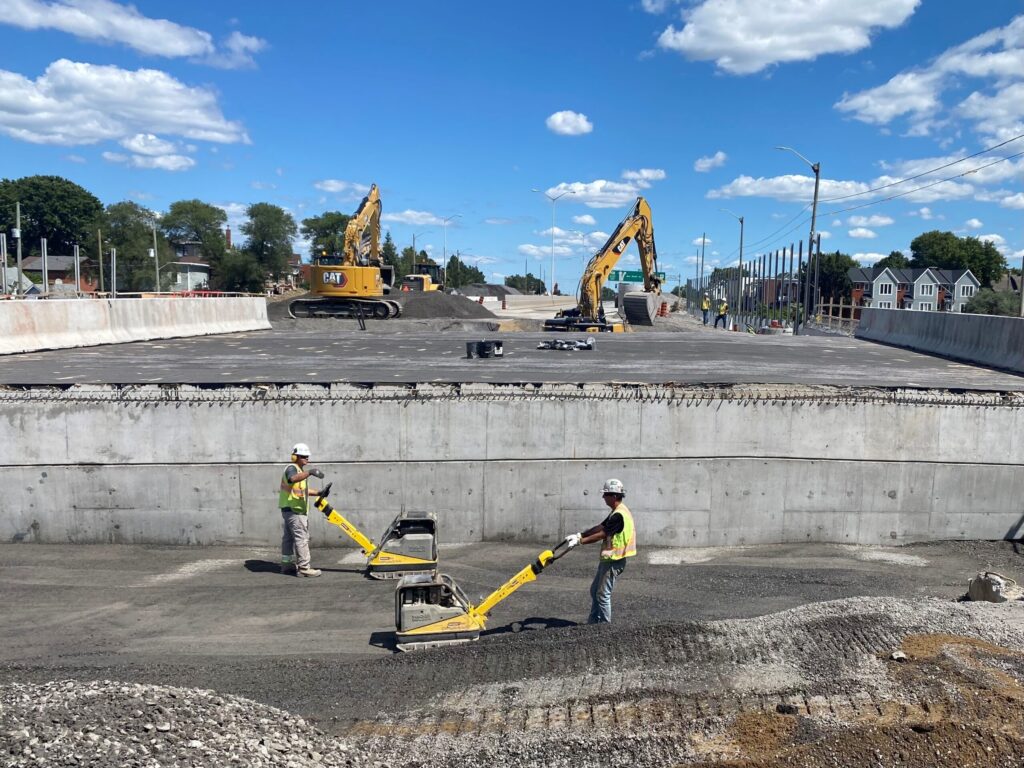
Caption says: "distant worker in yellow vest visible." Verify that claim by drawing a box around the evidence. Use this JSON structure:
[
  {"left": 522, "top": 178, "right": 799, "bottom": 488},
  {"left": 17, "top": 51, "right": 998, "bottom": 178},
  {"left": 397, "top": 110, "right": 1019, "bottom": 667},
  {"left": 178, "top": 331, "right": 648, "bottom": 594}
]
[
  {"left": 563, "top": 478, "right": 637, "bottom": 624},
  {"left": 701, "top": 293, "right": 711, "bottom": 325},
  {"left": 279, "top": 442, "right": 325, "bottom": 577},
  {"left": 714, "top": 298, "right": 729, "bottom": 329}
]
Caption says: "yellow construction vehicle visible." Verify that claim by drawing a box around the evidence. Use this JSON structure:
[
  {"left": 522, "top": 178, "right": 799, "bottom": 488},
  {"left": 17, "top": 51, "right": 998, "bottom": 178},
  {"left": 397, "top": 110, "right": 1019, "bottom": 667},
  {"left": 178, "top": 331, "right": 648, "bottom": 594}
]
[
  {"left": 398, "top": 263, "right": 445, "bottom": 292},
  {"left": 393, "top": 540, "right": 573, "bottom": 650},
  {"left": 288, "top": 184, "right": 402, "bottom": 319},
  {"left": 545, "top": 196, "right": 662, "bottom": 332},
  {"left": 313, "top": 483, "right": 437, "bottom": 579}
]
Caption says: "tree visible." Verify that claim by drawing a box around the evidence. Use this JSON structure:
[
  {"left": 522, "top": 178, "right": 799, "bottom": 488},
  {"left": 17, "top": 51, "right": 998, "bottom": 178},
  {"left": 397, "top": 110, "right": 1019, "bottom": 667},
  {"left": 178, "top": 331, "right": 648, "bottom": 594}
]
[
  {"left": 241, "top": 203, "right": 296, "bottom": 280},
  {"left": 0, "top": 175, "right": 102, "bottom": 256},
  {"left": 102, "top": 201, "right": 174, "bottom": 291},
  {"left": 874, "top": 250, "right": 909, "bottom": 270},
  {"left": 445, "top": 253, "right": 486, "bottom": 289},
  {"left": 300, "top": 211, "right": 350, "bottom": 259},
  {"left": 802, "top": 250, "right": 859, "bottom": 305},
  {"left": 217, "top": 251, "right": 267, "bottom": 293},
  {"left": 160, "top": 200, "right": 227, "bottom": 281},
  {"left": 909, "top": 230, "right": 1006, "bottom": 287},
  {"left": 505, "top": 273, "right": 545, "bottom": 294},
  {"left": 381, "top": 231, "right": 399, "bottom": 268},
  {"left": 964, "top": 288, "right": 1021, "bottom": 317}
]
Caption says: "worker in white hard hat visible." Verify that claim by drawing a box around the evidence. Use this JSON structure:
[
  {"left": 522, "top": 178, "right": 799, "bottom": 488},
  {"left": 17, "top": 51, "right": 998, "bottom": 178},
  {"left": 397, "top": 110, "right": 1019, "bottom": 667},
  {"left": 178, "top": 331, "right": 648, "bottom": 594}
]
[
  {"left": 563, "top": 478, "right": 637, "bottom": 623},
  {"left": 278, "top": 442, "right": 325, "bottom": 577}
]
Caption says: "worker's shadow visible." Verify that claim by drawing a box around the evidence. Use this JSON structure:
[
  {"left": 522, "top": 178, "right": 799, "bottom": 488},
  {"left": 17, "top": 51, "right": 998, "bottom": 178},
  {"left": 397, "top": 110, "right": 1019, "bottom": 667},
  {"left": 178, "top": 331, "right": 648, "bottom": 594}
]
[
  {"left": 484, "top": 616, "right": 578, "bottom": 637},
  {"left": 242, "top": 559, "right": 363, "bottom": 576}
]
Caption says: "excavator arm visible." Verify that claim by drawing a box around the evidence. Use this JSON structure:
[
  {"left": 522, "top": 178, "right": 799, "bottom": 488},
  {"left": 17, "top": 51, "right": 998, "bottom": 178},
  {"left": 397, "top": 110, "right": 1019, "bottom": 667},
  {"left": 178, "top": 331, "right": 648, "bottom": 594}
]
[{"left": 341, "top": 184, "right": 382, "bottom": 267}]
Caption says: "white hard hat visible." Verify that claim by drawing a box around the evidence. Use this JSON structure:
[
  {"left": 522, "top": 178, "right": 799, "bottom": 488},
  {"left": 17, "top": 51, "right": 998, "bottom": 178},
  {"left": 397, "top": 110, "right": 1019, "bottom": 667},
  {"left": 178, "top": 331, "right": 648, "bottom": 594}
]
[
  {"left": 291, "top": 442, "right": 311, "bottom": 457},
  {"left": 602, "top": 478, "right": 625, "bottom": 496}
]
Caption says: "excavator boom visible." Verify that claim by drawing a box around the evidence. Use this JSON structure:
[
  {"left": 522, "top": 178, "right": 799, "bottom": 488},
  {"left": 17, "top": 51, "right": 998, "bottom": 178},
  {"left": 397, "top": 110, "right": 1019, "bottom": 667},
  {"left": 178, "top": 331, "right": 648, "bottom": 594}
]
[{"left": 341, "top": 185, "right": 382, "bottom": 266}]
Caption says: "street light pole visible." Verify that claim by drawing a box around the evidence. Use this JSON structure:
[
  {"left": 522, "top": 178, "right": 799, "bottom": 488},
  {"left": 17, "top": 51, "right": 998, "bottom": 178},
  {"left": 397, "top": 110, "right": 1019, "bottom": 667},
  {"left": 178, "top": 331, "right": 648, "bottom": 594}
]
[
  {"left": 720, "top": 209, "right": 744, "bottom": 328},
  {"left": 532, "top": 188, "right": 576, "bottom": 294},
  {"left": 777, "top": 146, "right": 820, "bottom": 333},
  {"left": 442, "top": 214, "right": 461, "bottom": 266},
  {"left": 152, "top": 223, "right": 160, "bottom": 293}
]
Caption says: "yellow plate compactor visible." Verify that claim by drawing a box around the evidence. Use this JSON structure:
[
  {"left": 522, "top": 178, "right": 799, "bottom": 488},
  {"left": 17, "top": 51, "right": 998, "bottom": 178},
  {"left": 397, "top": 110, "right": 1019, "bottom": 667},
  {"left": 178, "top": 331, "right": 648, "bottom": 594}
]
[
  {"left": 313, "top": 483, "right": 437, "bottom": 579},
  {"left": 393, "top": 540, "right": 573, "bottom": 651}
]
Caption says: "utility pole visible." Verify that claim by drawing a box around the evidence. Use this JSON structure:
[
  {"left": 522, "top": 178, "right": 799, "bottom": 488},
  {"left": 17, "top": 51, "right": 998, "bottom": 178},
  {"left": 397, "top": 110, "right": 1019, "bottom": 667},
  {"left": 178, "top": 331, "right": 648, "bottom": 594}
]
[
  {"left": 15, "top": 202, "right": 23, "bottom": 297},
  {"left": 1, "top": 233, "right": 7, "bottom": 295},
  {"left": 97, "top": 229, "right": 105, "bottom": 293},
  {"left": 110, "top": 248, "right": 117, "bottom": 297},
  {"left": 41, "top": 237, "right": 48, "bottom": 295},
  {"left": 1019, "top": 248, "right": 1024, "bottom": 317},
  {"left": 152, "top": 223, "right": 160, "bottom": 293},
  {"left": 777, "top": 146, "right": 821, "bottom": 333},
  {"left": 73, "top": 244, "right": 80, "bottom": 295},
  {"left": 700, "top": 232, "right": 706, "bottom": 297}
]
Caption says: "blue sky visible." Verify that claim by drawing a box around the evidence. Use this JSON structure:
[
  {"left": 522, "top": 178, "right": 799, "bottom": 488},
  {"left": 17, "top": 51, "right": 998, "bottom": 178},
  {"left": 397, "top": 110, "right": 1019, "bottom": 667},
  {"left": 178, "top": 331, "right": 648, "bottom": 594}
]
[{"left": 2, "top": 0, "right": 1022, "bottom": 292}]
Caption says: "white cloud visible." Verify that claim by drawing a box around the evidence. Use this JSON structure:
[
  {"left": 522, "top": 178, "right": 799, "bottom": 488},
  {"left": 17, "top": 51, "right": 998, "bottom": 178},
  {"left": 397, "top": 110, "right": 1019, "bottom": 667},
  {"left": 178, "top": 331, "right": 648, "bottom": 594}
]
[
  {"left": 847, "top": 214, "right": 894, "bottom": 227},
  {"left": 518, "top": 243, "right": 573, "bottom": 258},
  {"left": 818, "top": 230, "right": 832, "bottom": 239},
  {"left": 313, "top": 179, "right": 370, "bottom": 197},
  {"left": 835, "top": 16, "right": 1024, "bottom": 139},
  {"left": 692, "top": 236, "right": 711, "bottom": 246},
  {"left": 102, "top": 149, "right": 194, "bottom": 171},
  {"left": 694, "top": 150, "right": 727, "bottom": 172},
  {"left": 381, "top": 210, "right": 445, "bottom": 226},
  {"left": 545, "top": 110, "right": 593, "bottom": 136},
  {"left": 119, "top": 133, "right": 176, "bottom": 156},
  {"left": 848, "top": 227, "right": 877, "bottom": 239},
  {"left": 965, "top": 217, "right": 983, "bottom": 229},
  {"left": 977, "top": 233, "right": 1007, "bottom": 252},
  {"left": 912, "top": 206, "right": 934, "bottom": 219},
  {"left": 832, "top": 219, "right": 842, "bottom": 226},
  {"left": 2, "top": 0, "right": 265, "bottom": 68},
  {"left": 572, "top": 214, "right": 597, "bottom": 226},
  {"left": 544, "top": 168, "right": 668, "bottom": 208},
  {"left": 251, "top": 180, "right": 277, "bottom": 190},
  {"left": 656, "top": 0, "right": 920, "bottom": 75},
  {"left": 64, "top": 153, "right": 85, "bottom": 163},
  {"left": 853, "top": 252, "right": 886, "bottom": 265},
  {"left": 708, "top": 174, "right": 871, "bottom": 202},
  {"left": 484, "top": 217, "right": 513, "bottom": 225},
  {"left": 641, "top": 0, "right": 676, "bottom": 12},
  {"left": 1000, "top": 192, "right": 1024, "bottom": 209},
  {"left": 0, "top": 59, "right": 248, "bottom": 146}
]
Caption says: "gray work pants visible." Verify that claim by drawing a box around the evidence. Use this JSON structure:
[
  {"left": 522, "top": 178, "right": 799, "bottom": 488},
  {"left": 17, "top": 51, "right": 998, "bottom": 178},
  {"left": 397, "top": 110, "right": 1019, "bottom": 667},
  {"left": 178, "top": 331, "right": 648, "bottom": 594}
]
[
  {"left": 588, "top": 559, "right": 626, "bottom": 624},
  {"left": 281, "top": 509, "right": 311, "bottom": 569}
]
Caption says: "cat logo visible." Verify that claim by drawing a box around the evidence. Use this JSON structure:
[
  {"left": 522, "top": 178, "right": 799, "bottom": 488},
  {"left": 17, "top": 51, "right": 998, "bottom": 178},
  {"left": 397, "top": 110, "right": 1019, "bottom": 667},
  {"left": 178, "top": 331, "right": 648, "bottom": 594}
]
[{"left": 322, "top": 271, "right": 348, "bottom": 287}]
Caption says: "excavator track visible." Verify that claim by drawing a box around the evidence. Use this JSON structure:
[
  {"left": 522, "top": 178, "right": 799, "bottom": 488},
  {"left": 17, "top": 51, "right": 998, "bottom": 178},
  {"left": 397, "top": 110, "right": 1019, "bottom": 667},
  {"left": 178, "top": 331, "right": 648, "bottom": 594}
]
[
  {"left": 288, "top": 297, "right": 401, "bottom": 320},
  {"left": 621, "top": 291, "right": 657, "bottom": 326}
]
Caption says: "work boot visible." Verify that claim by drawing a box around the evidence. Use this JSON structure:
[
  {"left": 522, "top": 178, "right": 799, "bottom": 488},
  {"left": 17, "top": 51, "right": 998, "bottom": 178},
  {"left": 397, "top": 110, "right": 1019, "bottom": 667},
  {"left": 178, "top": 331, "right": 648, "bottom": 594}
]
[
  {"left": 280, "top": 563, "right": 296, "bottom": 575},
  {"left": 298, "top": 567, "right": 322, "bottom": 578}
]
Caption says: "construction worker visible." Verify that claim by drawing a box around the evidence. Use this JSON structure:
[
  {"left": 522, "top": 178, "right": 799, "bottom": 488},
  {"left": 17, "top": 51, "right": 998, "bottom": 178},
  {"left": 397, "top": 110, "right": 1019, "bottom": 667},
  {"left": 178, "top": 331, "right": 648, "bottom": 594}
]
[
  {"left": 279, "top": 442, "right": 325, "bottom": 577},
  {"left": 714, "top": 297, "right": 729, "bottom": 329},
  {"left": 700, "top": 293, "right": 711, "bottom": 325},
  {"left": 563, "top": 478, "right": 637, "bottom": 624}
]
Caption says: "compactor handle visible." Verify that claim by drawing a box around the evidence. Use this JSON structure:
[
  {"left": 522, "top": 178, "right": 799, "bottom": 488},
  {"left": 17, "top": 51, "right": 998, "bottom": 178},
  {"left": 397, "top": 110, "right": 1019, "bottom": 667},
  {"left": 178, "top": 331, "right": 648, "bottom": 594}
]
[
  {"left": 318, "top": 482, "right": 332, "bottom": 499},
  {"left": 549, "top": 539, "right": 574, "bottom": 562}
]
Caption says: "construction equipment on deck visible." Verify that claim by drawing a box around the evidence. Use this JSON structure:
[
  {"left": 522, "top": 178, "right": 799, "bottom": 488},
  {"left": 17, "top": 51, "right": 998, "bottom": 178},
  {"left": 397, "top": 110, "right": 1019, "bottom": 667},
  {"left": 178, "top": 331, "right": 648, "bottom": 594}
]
[
  {"left": 313, "top": 483, "right": 437, "bottom": 579},
  {"left": 288, "top": 184, "right": 402, "bottom": 319},
  {"left": 393, "top": 540, "right": 573, "bottom": 651},
  {"left": 544, "top": 196, "right": 662, "bottom": 332},
  {"left": 398, "top": 263, "right": 445, "bottom": 292}
]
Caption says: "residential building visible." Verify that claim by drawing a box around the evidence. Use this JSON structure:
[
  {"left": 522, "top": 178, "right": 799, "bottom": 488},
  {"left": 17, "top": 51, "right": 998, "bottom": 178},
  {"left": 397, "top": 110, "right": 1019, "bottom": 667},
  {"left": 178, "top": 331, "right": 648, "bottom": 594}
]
[
  {"left": 2, "top": 267, "right": 41, "bottom": 295},
  {"left": 19, "top": 255, "right": 98, "bottom": 293},
  {"left": 849, "top": 266, "right": 979, "bottom": 313}
]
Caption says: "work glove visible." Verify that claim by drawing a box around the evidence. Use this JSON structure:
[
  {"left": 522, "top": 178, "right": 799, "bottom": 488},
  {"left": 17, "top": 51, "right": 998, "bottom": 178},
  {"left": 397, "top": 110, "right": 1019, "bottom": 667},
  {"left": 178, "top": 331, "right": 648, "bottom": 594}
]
[
  {"left": 307, "top": 467, "right": 325, "bottom": 479},
  {"left": 564, "top": 532, "right": 582, "bottom": 549}
]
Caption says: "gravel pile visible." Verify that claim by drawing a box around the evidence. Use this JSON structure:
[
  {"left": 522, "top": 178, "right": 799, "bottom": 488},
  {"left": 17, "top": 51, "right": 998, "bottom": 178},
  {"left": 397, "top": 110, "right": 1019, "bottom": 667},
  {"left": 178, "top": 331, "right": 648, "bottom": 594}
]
[
  {"left": 392, "top": 291, "right": 496, "bottom": 319},
  {"left": 1, "top": 681, "right": 362, "bottom": 768}
]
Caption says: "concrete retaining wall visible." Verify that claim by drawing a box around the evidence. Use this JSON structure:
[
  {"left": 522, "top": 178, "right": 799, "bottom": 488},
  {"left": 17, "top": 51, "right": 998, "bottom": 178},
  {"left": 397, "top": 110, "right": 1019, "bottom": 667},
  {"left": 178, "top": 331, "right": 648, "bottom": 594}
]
[
  {"left": 856, "top": 307, "right": 1024, "bottom": 374},
  {"left": 3, "top": 384, "right": 1022, "bottom": 547},
  {"left": 0, "top": 297, "right": 270, "bottom": 355}
]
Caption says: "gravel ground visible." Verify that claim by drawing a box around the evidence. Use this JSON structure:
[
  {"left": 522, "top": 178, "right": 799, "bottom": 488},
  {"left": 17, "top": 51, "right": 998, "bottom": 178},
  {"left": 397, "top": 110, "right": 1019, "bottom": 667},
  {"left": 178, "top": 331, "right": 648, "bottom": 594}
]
[{"left": 4, "top": 595, "right": 1023, "bottom": 767}]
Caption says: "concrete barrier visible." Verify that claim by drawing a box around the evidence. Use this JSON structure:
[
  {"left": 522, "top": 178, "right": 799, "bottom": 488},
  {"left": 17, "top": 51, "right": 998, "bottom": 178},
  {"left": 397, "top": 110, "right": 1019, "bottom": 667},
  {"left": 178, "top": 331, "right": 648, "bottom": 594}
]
[
  {"left": 0, "top": 297, "right": 270, "bottom": 355},
  {"left": 855, "top": 307, "right": 1024, "bottom": 374},
  {"left": 2, "top": 384, "right": 1022, "bottom": 547}
]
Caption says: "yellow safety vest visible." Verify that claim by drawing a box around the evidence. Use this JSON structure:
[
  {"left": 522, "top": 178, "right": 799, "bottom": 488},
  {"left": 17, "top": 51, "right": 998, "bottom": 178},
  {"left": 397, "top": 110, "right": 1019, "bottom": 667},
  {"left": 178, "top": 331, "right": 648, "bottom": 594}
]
[
  {"left": 717, "top": 301, "right": 728, "bottom": 314},
  {"left": 701, "top": 297, "right": 710, "bottom": 310},
  {"left": 278, "top": 463, "right": 308, "bottom": 515},
  {"left": 600, "top": 503, "right": 637, "bottom": 561}
]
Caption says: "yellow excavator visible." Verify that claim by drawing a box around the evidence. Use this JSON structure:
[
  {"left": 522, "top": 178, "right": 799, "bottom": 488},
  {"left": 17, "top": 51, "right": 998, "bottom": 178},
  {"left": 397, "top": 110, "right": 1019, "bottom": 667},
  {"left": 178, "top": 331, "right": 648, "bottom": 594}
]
[
  {"left": 544, "top": 196, "right": 662, "bottom": 332},
  {"left": 288, "top": 184, "right": 402, "bottom": 319},
  {"left": 312, "top": 483, "right": 438, "bottom": 579},
  {"left": 393, "top": 540, "right": 573, "bottom": 650}
]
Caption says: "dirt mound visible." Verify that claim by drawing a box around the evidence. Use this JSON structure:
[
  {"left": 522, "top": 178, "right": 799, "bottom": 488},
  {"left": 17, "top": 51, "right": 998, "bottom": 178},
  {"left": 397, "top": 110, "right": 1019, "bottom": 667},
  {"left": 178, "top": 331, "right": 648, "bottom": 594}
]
[{"left": 393, "top": 291, "right": 497, "bottom": 319}]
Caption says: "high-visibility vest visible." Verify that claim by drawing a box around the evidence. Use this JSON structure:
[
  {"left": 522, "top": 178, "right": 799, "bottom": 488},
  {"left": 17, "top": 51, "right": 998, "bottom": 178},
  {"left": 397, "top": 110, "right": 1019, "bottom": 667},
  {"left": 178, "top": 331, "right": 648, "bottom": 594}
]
[
  {"left": 278, "top": 463, "right": 308, "bottom": 515},
  {"left": 701, "top": 297, "right": 710, "bottom": 310},
  {"left": 718, "top": 301, "right": 728, "bottom": 314},
  {"left": 600, "top": 503, "right": 637, "bottom": 561}
]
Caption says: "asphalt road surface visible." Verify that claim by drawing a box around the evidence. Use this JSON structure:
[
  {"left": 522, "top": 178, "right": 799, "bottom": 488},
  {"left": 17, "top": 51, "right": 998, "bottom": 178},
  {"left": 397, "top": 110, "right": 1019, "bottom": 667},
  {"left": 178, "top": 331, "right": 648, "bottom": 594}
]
[{"left": 1, "top": 328, "right": 1022, "bottom": 389}]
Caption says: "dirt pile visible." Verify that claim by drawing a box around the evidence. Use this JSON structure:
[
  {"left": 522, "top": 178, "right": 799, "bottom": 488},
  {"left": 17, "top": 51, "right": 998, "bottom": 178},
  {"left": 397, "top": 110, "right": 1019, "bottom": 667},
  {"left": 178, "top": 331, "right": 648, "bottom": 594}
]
[
  {"left": 393, "top": 291, "right": 497, "bottom": 319},
  {"left": 0, "top": 680, "right": 362, "bottom": 768}
]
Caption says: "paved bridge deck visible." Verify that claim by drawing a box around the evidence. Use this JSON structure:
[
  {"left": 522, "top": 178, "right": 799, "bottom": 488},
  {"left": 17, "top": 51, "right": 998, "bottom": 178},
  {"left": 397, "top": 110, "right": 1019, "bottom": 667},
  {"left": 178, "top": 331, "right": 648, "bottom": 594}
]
[{"left": 0, "top": 329, "right": 1021, "bottom": 390}]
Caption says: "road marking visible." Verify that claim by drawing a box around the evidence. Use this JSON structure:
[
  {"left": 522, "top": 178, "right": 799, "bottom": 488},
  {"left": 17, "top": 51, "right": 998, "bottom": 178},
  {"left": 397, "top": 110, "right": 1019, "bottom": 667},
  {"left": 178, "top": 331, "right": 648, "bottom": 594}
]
[{"left": 142, "top": 558, "right": 238, "bottom": 585}]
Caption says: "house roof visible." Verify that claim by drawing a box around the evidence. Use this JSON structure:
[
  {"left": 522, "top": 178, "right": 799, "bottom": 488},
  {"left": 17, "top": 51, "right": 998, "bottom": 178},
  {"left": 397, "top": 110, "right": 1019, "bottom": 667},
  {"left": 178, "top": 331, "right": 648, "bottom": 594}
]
[
  {"left": 847, "top": 266, "right": 977, "bottom": 286},
  {"left": 19, "top": 255, "right": 82, "bottom": 271},
  {"left": 2, "top": 267, "right": 41, "bottom": 293}
]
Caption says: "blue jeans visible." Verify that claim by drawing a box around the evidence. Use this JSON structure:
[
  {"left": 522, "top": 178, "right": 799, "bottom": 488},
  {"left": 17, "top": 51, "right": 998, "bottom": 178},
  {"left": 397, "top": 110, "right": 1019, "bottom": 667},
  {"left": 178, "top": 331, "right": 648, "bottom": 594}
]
[
  {"left": 588, "top": 559, "right": 626, "bottom": 624},
  {"left": 702, "top": 309, "right": 709, "bottom": 325}
]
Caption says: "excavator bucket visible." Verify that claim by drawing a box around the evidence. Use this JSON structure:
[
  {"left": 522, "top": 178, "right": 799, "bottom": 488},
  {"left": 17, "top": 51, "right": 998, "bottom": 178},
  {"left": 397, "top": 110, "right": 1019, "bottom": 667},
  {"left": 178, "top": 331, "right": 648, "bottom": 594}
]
[{"left": 621, "top": 291, "right": 658, "bottom": 326}]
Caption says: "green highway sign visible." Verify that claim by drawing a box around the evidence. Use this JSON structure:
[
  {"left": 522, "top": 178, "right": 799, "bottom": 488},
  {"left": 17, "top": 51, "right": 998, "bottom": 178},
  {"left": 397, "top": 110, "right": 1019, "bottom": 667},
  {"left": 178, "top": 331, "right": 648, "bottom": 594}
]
[{"left": 607, "top": 270, "right": 667, "bottom": 283}]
